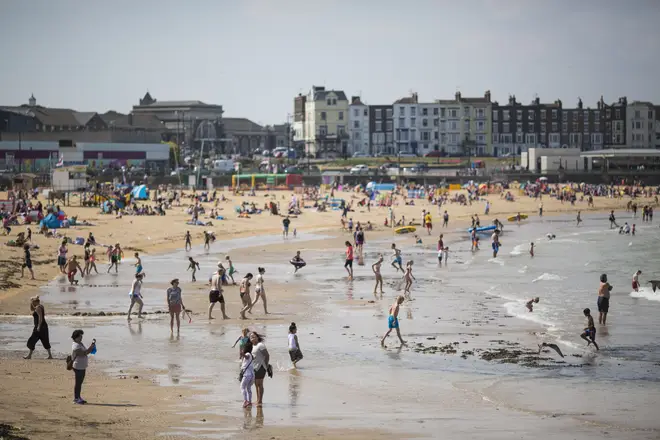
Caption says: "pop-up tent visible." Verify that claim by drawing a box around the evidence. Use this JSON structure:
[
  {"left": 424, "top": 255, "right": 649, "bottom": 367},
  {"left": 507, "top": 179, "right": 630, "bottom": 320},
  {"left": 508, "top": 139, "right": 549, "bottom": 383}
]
[
  {"left": 131, "top": 185, "right": 148, "bottom": 200},
  {"left": 40, "top": 213, "right": 62, "bottom": 229}
]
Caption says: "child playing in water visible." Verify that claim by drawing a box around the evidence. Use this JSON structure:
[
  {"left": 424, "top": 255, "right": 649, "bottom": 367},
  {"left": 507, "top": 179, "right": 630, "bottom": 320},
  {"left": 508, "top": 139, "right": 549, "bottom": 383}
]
[
  {"left": 403, "top": 260, "right": 416, "bottom": 299},
  {"left": 288, "top": 322, "right": 303, "bottom": 368},
  {"left": 187, "top": 257, "right": 200, "bottom": 282},
  {"left": 526, "top": 297, "right": 539, "bottom": 312},
  {"left": 344, "top": 241, "right": 354, "bottom": 280},
  {"left": 134, "top": 252, "right": 143, "bottom": 275},
  {"left": 580, "top": 308, "right": 599, "bottom": 350},
  {"left": 225, "top": 255, "right": 237, "bottom": 284},
  {"left": 184, "top": 231, "right": 192, "bottom": 251},
  {"left": 632, "top": 270, "right": 642, "bottom": 292},
  {"left": 391, "top": 243, "right": 403, "bottom": 272},
  {"left": 372, "top": 254, "right": 384, "bottom": 296},
  {"left": 381, "top": 295, "right": 406, "bottom": 346},
  {"left": 529, "top": 242, "right": 535, "bottom": 257},
  {"left": 88, "top": 248, "right": 99, "bottom": 274},
  {"left": 239, "top": 343, "right": 254, "bottom": 408},
  {"left": 290, "top": 251, "right": 306, "bottom": 273},
  {"left": 232, "top": 328, "right": 250, "bottom": 359}
]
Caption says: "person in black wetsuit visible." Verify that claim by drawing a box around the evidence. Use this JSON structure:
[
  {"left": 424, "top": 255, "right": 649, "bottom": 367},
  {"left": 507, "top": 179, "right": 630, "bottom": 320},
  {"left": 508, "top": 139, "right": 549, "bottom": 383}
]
[{"left": 24, "top": 296, "right": 52, "bottom": 359}]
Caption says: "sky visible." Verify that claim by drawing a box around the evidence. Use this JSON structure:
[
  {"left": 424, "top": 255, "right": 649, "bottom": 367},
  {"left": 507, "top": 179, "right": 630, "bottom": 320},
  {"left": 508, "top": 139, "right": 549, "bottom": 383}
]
[{"left": 1, "top": 0, "right": 659, "bottom": 125}]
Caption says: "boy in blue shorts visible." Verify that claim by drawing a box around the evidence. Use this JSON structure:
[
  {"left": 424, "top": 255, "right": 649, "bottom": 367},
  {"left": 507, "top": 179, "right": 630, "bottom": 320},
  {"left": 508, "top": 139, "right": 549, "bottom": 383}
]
[
  {"left": 580, "top": 308, "right": 599, "bottom": 350},
  {"left": 381, "top": 296, "right": 406, "bottom": 346}
]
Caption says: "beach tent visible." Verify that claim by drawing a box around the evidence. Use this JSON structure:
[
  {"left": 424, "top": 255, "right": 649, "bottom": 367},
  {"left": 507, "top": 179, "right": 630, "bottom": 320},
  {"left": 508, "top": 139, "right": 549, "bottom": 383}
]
[
  {"left": 40, "top": 213, "right": 62, "bottom": 229},
  {"left": 131, "top": 185, "right": 148, "bottom": 200}
]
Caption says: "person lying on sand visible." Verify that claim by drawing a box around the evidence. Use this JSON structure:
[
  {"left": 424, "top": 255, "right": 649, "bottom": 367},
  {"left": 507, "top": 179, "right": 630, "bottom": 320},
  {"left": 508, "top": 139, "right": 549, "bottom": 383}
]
[{"left": 538, "top": 343, "right": 564, "bottom": 358}]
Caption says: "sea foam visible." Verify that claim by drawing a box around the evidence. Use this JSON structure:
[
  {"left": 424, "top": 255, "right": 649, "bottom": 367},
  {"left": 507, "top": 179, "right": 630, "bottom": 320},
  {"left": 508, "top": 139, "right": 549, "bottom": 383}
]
[
  {"left": 532, "top": 273, "right": 564, "bottom": 282},
  {"left": 630, "top": 288, "right": 660, "bottom": 302}
]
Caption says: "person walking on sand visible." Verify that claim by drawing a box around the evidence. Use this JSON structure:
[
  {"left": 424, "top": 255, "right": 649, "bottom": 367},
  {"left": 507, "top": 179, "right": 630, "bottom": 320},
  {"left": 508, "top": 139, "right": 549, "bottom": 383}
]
[
  {"left": 598, "top": 273, "right": 612, "bottom": 325},
  {"left": 209, "top": 267, "right": 229, "bottom": 320},
  {"left": 82, "top": 243, "right": 91, "bottom": 276},
  {"left": 391, "top": 243, "right": 403, "bottom": 272},
  {"left": 403, "top": 260, "right": 416, "bottom": 299},
  {"left": 251, "top": 267, "right": 268, "bottom": 314},
  {"left": 580, "top": 308, "right": 599, "bottom": 350},
  {"left": 66, "top": 256, "right": 84, "bottom": 285},
  {"left": 225, "top": 255, "right": 237, "bottom": 284},
  {"left": 184, "top": 230, "right": 192, "bottom": 251},
  {"left": 24, "top": 296, "right": 52, "bottom": 359},
  {"left": 609, "top": 210, "right": 618, "bottom": 229},
  {"left": 187, "top": 257, "right": 200, "bottom": 282},
  {"left": 70, "top": 329, "right": 96, "bottom": 404},
  {"left": 203, "top": 230, "right": 211, "bottom": 251},
  {"left": 88, "top": 248, "right": 99, "bottom": 274},
  {"left": 21, "top": 243, "right": 35, "bottom": 280},
  {"left": 344, "top": 241, "right": 354, "bottom": 280},
  {"left": 167, "top": 279, "right": 185, "bottom": 334},
  {"left": 632, "top": 270, "right": 642, "bottom": 292},
  {"left": 282, "top": 215, "right": 291, "bottom": 238},
  {"left": 127, "top": 273, "right": 145, "bottom": 321},
  {"left": 372, "top": 254, "right": 384, "bottom": 296},
  {"left": 381, "top": 296, "right": 406, "bottom": 346},
  {"left": 239, "top": 273, "right": 254, "bottom": 319},
  {"left": 288, "top": 322, "right": 303, "bottom": 368},
  {"left": 57, "top": 240, "right": 68, "bottom": 274},
  {"left": 424, "top": 212, "right": 432, "bottom": 235},
  {"left": 250, "top": 332, "right": 270, "bottom": 407},
  {"left": 239, "top": 343, "right": 255, "bottom": 408}
]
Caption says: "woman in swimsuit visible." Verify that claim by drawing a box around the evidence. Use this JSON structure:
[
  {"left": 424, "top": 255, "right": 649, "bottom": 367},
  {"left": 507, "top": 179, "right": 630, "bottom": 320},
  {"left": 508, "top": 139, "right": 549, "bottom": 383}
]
[
  {"left": 88, "top": 249, "right": 99, "bottom": 274},
  {"left": 239, "top": 273, "right": 254, "bottom": 319},
  {"left": 372, "top": 254, "right": 384, "bottom": 296},
  {"left": 403, "top": 260, "right": 416, "bottom": 299},
  {"left": 251, "top": 267, "right": 268, "bottom": 314}
]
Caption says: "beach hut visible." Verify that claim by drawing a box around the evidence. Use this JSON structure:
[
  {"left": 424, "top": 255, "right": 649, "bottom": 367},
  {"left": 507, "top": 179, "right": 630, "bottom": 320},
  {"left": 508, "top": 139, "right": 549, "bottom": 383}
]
[{"left": 12, "top": 173, "right": 38, "bottom": 191}]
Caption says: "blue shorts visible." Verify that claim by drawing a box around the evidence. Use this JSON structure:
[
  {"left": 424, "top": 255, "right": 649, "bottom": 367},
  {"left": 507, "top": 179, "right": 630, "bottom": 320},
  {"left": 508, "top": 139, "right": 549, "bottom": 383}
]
[
  {"left": 388, "top": 315, "right": 399, "bottom": 329},
  {"left": 394, "top": 256, "right": 402, "bottom": 265},
  {"left": 136, "top": 265, "right": 143, "bottom": 273},
  {"left": 283, "top": 226, "right": 289, "bottom": 233},
  {"left": 492, "top": 243, "right": 499, "bottom": 252}
]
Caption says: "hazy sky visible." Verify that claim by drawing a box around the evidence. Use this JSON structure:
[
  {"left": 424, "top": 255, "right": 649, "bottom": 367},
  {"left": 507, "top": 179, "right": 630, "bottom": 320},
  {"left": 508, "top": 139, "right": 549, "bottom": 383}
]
[{"left": 1, "top": 0, "right": 659, "bottom": 124}]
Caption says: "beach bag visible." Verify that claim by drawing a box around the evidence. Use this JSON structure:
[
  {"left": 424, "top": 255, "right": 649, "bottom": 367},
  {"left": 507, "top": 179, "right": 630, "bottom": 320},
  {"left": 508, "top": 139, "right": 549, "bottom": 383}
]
[{"left": 66, "top": 355, "right": 74, "bottom": 371}]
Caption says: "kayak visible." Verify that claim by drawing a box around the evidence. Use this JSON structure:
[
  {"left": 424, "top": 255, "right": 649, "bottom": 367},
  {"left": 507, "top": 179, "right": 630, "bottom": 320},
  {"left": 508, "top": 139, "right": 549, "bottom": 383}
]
[
  {"left": 395, "top": 226, "right": 416, "bottom": 234},
  {"left": 507, "top": 214, "right": 529, "bottom": 222},
  {"left": 467, "top": 225, "right": 497, "bottom": 234}
]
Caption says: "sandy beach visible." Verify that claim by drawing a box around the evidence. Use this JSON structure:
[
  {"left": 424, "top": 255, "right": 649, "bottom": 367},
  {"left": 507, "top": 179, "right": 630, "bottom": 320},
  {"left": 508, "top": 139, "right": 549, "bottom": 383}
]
[{"left": 1, "top": 186, "right": 657, "bottom": 440}]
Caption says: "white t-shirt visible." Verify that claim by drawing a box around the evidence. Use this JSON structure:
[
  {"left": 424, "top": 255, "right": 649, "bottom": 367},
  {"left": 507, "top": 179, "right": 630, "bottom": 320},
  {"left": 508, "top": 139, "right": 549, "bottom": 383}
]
[
  {"left": 288, "top": 333, "right": 298, "bottom": 350},
  {"left": 71, "top": 342, "right": 88, "bottom": 370},
  {"left": 633, "top": 273, "right": 639, "bottom": 283},
  {"left": 241, "top": 352, "right": 255, "bottom": 378},
  {"left": 252, "top": 342, "right": 268, "bottom": 371},
  {"left": 129, "top": 279, "right": 142, "bottom": 297}
]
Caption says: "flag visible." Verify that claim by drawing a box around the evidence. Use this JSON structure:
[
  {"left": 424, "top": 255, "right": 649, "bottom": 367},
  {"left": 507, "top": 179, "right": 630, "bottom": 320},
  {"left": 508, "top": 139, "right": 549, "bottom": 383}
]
[{"left": 55, "top": 156, "right": 64, "bottom": 167}]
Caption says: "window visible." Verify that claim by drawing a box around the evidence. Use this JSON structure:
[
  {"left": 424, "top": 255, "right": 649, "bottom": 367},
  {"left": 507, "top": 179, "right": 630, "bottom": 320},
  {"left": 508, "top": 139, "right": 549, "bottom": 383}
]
[
  {"left": 433, "top": 108, "right": 439, "bottom": 116},
  {"left": 399, "top": 117, "right": 405, "bottom": 127},
  {"left": 584, "top": 110, "right": 589, "bottom": 120},
  {"left": 570, "top": 133, "right": 580, "bottom": 145},
  {"left": 375, "top": 121, "right": 382, "bottom": 131},
  {"left": 434, "top": 132, "right": 439, "bottom": 140},
  {"left": 573, "top": 122, "right": 578, "bottom": 132},
  {"left": 493, "top": 123, "right": 499, "bottom": 133},
  {"left": 399, "top": 107, "right": 405, "bottom": 116},
  {"left": 649, "top": 110, "right": 654, "bottom": 119},
  {"left": 476, "top": 108, "right": 485, "bottom": 118},
  {"left": 353, "top": 121, "right": 360, "bottom": 129},
  {"left": 319, "top": 125, "right": 327, "bottom": 135},
  {"left": 411, "top": 118, "right": 416, "bottom": 126},
  {"left": 353, "top": 109, "right": 359, "bottom": 117},
  {"left": 386, "top": 108, "right": 392, "bottom": 118},
  {"left": 594, "top": 121, "right": 600, "bottom": 131},
  {"left": 477, "top": 121, "right": 485, "bottom": 131},
  {"left": 562, "top": 122, "right": 568, "bottom": 132},
  {"left": 634, "top": 110, "right": 641, "bottom": 118},
  {"left": 517, "top": 110, "right": 522, "bottom": 120},
  {"left": 464, "top": 107, "right": 470, "bottom": 117},
  {"left": 583, "top": 123, "right": 589, "bottom": 134},
  {"left": 441, "top": 133, "right": 446, "bottom": 143},
  {"left": 541, "top": 122, "right": 546, "bottom": 132},
  {"left": 422, "top": 119, "right": 428, "bottom": 127},
  {"left": 339, "top": 111, "right": 344, "bottom": 120},
  {"left": 503, "top": 122, "right": 510, "bottom": 132},
  {"left": 353, "top": 132, "right": 360, "bottom": 140},
  {"left": 364, "top": 109, "right": 369, "bottom": 117},
  {"left": 562, "top": 112, "right": 568, "bottom": 122},
  {"left": 422, "top": 132, "right": 430, "bottom": 141},
  {"left": 606, "top": 109, "right": 611, "bottom": 118},
  {"left": 464, "top": 120, "right": 470, "bottom": 130},
  {"left": 375, "top": 109, "right": 382, "bottom": 119},
  {"left": 433, "top": 118, "right": 439, "bottom": 127},
  {"left": 422, "top": 108, "right": 428, "bottom": 116},
  {"left": 541, "top": 109, "right": 546, "bottom": 120},
  {"left": 552, "top": 122, "right": 558, "bottom": 132},
  {"left": 332, "top": 99, "right": 337, "bottom": 105},
  {"left": 386, "top": 120, "right": 393, "bottom": 131},
  {"left": 516, "top": 132, "right": 523, "bottom": 144},
  {"left": 492, "top": 133, "right": 499, "bottom": 143},
  {"left": 528, "top": 111, "right": 534, "bottom": 120},
  {"left": 526, "top": 133, "right": 536, "bottom": 145},
  {"left": 440, "top": 108, "right": 446, "bottom": 118},
  {"left": 450, "top": 121, "right": 458, "bottom": 130},
  {"left": 501, "top": 134, "right": 513, "bottom": 144},
  {"left": 411, "top": 107, "right": 416, "bottom": 117},
  {"left": 450, "top": 109, "right": 457, "bottom": 118},
  {"left": 594, "top": 110, "right": 600, "bottom": 120},
  {"left": 477, "top": 134, "right": 486, "bottom": 143},
  {"left": 386, "top": 133, "right": 393, "bottom": 142},
  {"left": 503, "top": 110, "right": 510, "bottom": 120},
  {"left": 573, "top": 112, "right": 578, "bottom": 121},
  {"left": 516, "top": 122, "right": 523, "bottom": 132},
  {"left": 450, "top": 133, "right": 458, "bottom": 143},
  {"left": 493, "top": 110, "right": 498, "bottom": 121},
  {"left": 552, "top": 109, "right": 558, "bottom": 119},
  {"left": 550, "top": 133, "right": 560, "bottom": 144},
  {"left": 327, "top": 99, "right": 331, "bottom": 105},
  {"left": 615, "top": 109, "right": 621, "bottom": 119},
  {"left": 321, "top": 112, "right": 327, "bottom": 121}
]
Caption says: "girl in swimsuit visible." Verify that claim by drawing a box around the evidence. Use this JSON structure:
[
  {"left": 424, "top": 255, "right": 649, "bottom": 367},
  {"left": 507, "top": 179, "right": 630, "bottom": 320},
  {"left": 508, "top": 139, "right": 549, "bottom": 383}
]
[
  {"left": 251, "top": 267, "right": 268, "bottom": 314},
  {"left": 372, "top": 254, "right": 384, "bottom": 296},
  {"left": 403, "top": 260, "right": 415, "bottom": 299},
  {"left": 88, "top": 249, "right": 99, "bottom": 274},
  {"left": 239, "top": 273, "right": 254, "bottom": 319}
]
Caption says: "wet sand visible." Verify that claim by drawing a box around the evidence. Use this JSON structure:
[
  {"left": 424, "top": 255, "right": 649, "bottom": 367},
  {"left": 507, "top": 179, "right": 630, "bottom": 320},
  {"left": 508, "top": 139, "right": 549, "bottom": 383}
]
[{"left": 1, "top": 189, "right": 658, "bottom": 439}]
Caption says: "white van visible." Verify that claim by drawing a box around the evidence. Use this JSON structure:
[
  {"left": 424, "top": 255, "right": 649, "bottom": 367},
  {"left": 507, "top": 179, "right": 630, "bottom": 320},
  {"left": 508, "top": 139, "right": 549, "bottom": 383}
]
[{"left": 212, "top": 159, "right": 235, "bottom": 173}]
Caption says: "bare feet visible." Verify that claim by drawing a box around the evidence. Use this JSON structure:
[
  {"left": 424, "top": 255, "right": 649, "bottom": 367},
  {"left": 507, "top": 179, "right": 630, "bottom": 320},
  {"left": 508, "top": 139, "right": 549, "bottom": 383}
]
[{"left": 222, "top": 315, "right": 230, "bottom": 319}]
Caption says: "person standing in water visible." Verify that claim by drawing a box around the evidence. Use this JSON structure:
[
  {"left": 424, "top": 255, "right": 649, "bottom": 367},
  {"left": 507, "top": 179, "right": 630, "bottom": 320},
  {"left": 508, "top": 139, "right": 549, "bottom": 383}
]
[
  {"left": 391, "top": 243, "right": 403, "bottom": 272},
  {"left": 372, "top": 254, "right": 384, "bottom": 296},
  {"left": 239, "top": 273, "right": 254, "bottom": 320},
  {"left": 187, "top": 257, "right": 200, "bottom": 282},
  {"left": 576, "top": 211, "right": 582, "bottom": 226},
  {"left": 208, "top": 266, "right": 228, "bottom": 320},
  {"left": 184, "top": 231, "right": 192, "bottom": 251},
  {"left": 403, "top": 261, "right": 416, "bottom": 299},
  {"left": 597, "top": 273, "right": 612, "bottom": 325},
  {"left": 66, "top": 256, "right": 84, "bottom": 285},
  {"left": 127, "top": 273, "right": 145, "bottom": 321},
  {"left": 225, "top": 255, "right": 237, "bottom": 284},
  {"left": 491, "top": 230, "right": 501, "bottom": 258},
  {"left": 57, "top": 240, "right": 68, "bottom": 274},
  {"left": 167, "top": 279, "right": 185, "bottom": 334},
  {"left": 134, "top": 252, "right": 143, "bottom": 275},
  {"left": 381, "top": 295, "right": 406, "bottom": 346},
  {"left": 239, "top": 343, "right": 255, "bottom": 408},
  {"left": 529, "top": 242, "right": 535, "bottom": 257},
  {"left": 282, "top": 216, "right": 291, "bottom": 238},
  {"left": 442, "top": 210, "right": 449, "bottom": 228},
  {"left": 232, "top": 328, "right": 250, "bottom": 359},
  {"left": 24, "top": 296, "right": 52, "bottom": 359},
  {"left": 632, "top": 270, "right": 642, "bottom": 292},
  {"left": 580, "top": 308, "right": 599, "bottom": 350},
  {"left": 344, "top": 241, "right": 354, "bottom": 280},
  {"left": 288, "top": 322, "right": 303, "bottom": 368},
  {"left": 251, "top": 267, "right": 268, "bottom": 314}
]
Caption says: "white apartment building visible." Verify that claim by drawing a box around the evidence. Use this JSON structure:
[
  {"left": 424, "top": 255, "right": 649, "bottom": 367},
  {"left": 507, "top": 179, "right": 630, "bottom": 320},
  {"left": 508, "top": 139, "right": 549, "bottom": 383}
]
[
  {"left": 435, "top": 92, "right": 492, "bottom": 155},
  {"left": 418, "top": 102, "right": 441, "bottom": 155},
  {"left": 627, "top": 101, "right": 656, "bottom": 148},
  {"left": 301, "top": 86, "right": 349, "bottom": 157},
  {"left": 393, "top": 93, "right": 419, "bottom": 155},
  {"left": 348, "top": 96, "right": 369, "bottom": 155}
]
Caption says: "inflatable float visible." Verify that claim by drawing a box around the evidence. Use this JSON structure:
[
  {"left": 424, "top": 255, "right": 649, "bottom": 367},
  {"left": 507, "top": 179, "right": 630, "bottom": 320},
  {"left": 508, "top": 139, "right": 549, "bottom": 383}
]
[
  {"left": 394, "top": 226, "right": 417, "bottom": 234},
  {"left": 467, "top": 225, "right": 497, "bottom": 234},
  {"left": 507, "top": 214, "right": 529, "bottom": 222}
]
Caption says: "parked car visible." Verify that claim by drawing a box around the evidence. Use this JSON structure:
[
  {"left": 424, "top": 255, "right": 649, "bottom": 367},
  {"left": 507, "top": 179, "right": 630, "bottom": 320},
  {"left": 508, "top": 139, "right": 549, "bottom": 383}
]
[
  {"left": 425, "top": 150, "right": 444, "bottom": 157},
  {"left": 405, "top": 163, "right": 429, "bottom": 173},
  {"left": 350, "top": 164, "right": 369, "bottom": 175},
  {"left": 379, "top": 163, "right": 400, "bottom": 172},
  {"left": 284, "top": 166, "right": 303, "bottom": 174},
  {"left": 397, "top": 152, "right": 418, "bottom": 158},
  {"left": 352, "top": 152, "right": 369, "bottom": 158}
]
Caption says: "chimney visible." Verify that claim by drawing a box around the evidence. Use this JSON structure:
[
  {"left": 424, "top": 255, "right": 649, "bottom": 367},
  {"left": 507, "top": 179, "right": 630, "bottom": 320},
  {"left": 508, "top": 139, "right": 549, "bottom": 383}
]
[
  {"left": 535, "top": 97, "right": 540, "bottom": 105},
  {"left": 412, "top": 92, "right": 418, "bottom": 103},
  {"left": 508, "top": 95, "right": 514, "bottom": 105},
  {"left": 351, "top": 96, "right": 360, "bottom": 105},
  {"left": 455, "top": 91, "right": 462, "bottom": 101},
  {"left": 28, "top": 94, "right": 36, "bottom": 107},
  {"left": 557, "top": 99, "right": 562, "bottom": 108},
  {"left": 578, "top": 98, "right": 583, "bottom": 109},
  {"left": 127, "top": 113, "right": 133, "bottom": 126},
  {"left": 484, "top": 90, "right": 491, "bottom": 102}
]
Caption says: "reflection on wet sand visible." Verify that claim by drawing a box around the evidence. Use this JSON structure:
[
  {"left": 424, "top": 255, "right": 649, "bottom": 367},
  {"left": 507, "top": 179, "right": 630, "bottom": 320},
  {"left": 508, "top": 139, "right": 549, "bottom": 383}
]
[{"left": 288, "top": 369, "right": 300, "bottom": 418}]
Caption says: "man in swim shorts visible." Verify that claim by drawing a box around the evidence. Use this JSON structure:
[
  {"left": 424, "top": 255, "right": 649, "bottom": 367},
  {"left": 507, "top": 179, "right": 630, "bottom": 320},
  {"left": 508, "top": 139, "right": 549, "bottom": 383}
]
[
  {"left": 208, "top": 266, "right": 229, "bottom": 320},
  {"left": 597, "top": 273, "right": 612, "bottom": 325},
  {"left": 391, "top": 243, "right": 403, "bottom": 272},
  {"left": 282, "top": 216, "right": 291, "bottom": 238},
  {"left": 381, "top": 295, "right": 406, "bottom": 346},
  {"left": 491, "top": 230, "right": 501, "bottom": 258},
  {"left": 632, "top": 270, "right": 641, "bottom": 292}
]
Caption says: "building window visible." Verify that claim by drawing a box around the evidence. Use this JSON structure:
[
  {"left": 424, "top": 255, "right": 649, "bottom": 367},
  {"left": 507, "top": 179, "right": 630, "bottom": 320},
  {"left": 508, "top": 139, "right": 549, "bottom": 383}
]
[
  {"left": 422, "top": 108, "right": 428, "bottom": 116},
  {"left": 375, "top": 121, "right": 382, "bottom": 132},
  {"left": 422, "top": 119, "right": 428, "bottom": 127},
  {"left": 354, "top": 132, "right": 361, "bottom": 140},
  {"left": 375, "top": 109, "right": 382, "bottom": 119},
  {"left": 517, "top": 122, "right": 523, "bottom": 132},
  {"left": 433, "top": 108, "right": 439, "bottom": 116},
  {"left": 463, "top": 107, "right": 470, "bottom": 117},
  {"left": 550, "top": 133, "right": 560, "bottom": 144},
  {"left": 573, "top": 112, "right": 578, "bottom": 121},
  {"left": 353, "top": 121, "right": 360, "bottom": 129},
  {"left": 476, "top": 108, "right": 484, "bottom": 118},
  {"left": 517, "top": 110, "right": 522, "bottom": 120},
  {"left": 552, "top": 109, "right": 558, "bottom": 119},
  {"left": 353, "top": 109, "right": 359, "bottom": 117},
  {"left": 503, "top": 122, "right": 510, "bottom": 133},
  {"left": 503, "top": 110, "right": 510, "bottom": 120},
  {"left": 386, "top": 133, "right": 393, "bottom": 142},
  {"left": 541, "top": 109, "right": 546, "bottom": 120},
  {"left": 321, "top": 112, "right": 327, "bottom": 121},
  {"left": 332, "top": 99, "right": 337, "bottom": 105},
  {"left": 528, "top": 111, "right": 534, "bottom": 120},
  {"left": 526, "top": 134, "right": 536, "bottom": 144},
  {"left": 434, "top": 132, "right": 439, "bottom": 140},
  {"left": 450, "top": 121, "right": 458, "bottom": 130},
  {"left": 562, "top": 112, "right": 568, "bottom": 122},
  {"left": 552, "top": 122, "right": 558, "bottom": 132},
  {"left": 411, "top": 107, "right": 417, "bottom": 117},
  {"left": 573, "top": 122, "right": 578, "bottom": 131},
  {"left": 477, "top": 121, "right": 485, "bottom": 131},
  {"left": 422, "top": 132, "right": 430, "bottom": 141},
  {"left": 433, "top": 118, "right": 439, "bottom": 127},
  {"left": 386, "top": 120, "right": 392, "bottom": 131},
  {"left": 492, "top": 133, "right": 499, "bottom": 143},
  {"left": 583, "top": 124, "right": 589, "bottom": 134},
  {"left": 634, "top": 110, "right": 641, "bottom": 118},
  {"left": 440, "top": 108, "right": 446, "bottom": 118},
  {"left": 339, "top": 111, "right": 344, "bottom": 121},
  {"left": 411, "top": 118, "right": 416, "bottom": 126},
  {"left": 477, "top": 134, "right": 485, "bottom": 143},
  {"left": 541, "top": 122, "right": 546, "bottom": 133},
  {"left": 398, "top": 117, "right": 405, "bottom": 127},
  {"left": 319, "top": 125, "right": 327, "bottom": 135},
  {"left": 364, "top": 109, "right": 369, "bottom": 117},
  {"left": 441, "top": 133, "right": 447, "bottom": 143},
  {"left": 450, "top": 133, "right": 458, "bottom": 144},
  {"left": 327, "top": 99, "right": 331, "bottom": 105},
  {"left": 562, "top": 122, "right": 568, "bottom": 132},
  {"left": 594, "top": 121, "right": 600, "bottom": 131},
  {"left": 386, "top": 108, "right": 392, "bottom": 118},
  {"left": 493, "top": 123, "right": 499, "bottom": 133},
  {"left": 464, "top": 120, "right": 470, "bottom": 131},
  {"left": 493, "top": 110, "right": 498, "bottom": 121},
  {"left": 606, "top": 109, "right": 611, "bottom": 118},
  {"left": 570, "top": 133, "right": 580, "bottom": 145},
  {"left": 399, "top": 107, "right": 405, "bottom": 116},
  {"left": 615, "top": 109, "right": 621, "bottom": 119},
  {"left": 450, "top": 109, "right": 457, "bottom": 118},
  {"left": 515, "top": 132, "right": 523, "bottom": 144}
]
